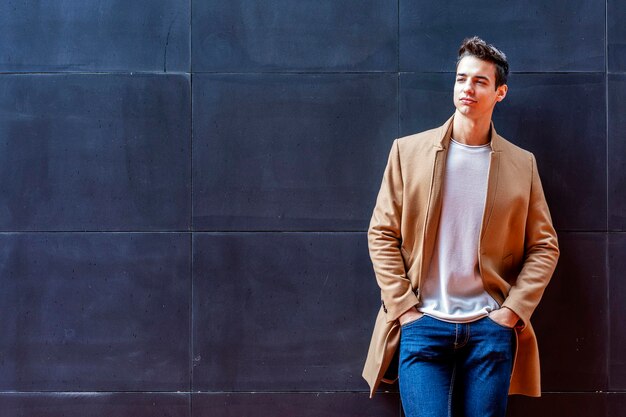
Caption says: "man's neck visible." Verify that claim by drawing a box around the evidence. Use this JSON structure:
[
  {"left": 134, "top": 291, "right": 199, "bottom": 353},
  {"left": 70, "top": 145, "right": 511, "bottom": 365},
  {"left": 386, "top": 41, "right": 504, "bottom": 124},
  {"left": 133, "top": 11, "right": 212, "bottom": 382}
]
[{"left": 451, "top": 112, "right": 492, "bottom": 146}]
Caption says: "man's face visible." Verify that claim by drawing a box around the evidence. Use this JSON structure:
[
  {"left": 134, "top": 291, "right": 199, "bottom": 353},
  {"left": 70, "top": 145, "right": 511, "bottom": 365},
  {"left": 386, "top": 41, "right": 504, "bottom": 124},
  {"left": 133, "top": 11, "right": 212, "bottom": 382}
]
[{"left": 454, "top": 55, "right": 507, "bottom": 120}]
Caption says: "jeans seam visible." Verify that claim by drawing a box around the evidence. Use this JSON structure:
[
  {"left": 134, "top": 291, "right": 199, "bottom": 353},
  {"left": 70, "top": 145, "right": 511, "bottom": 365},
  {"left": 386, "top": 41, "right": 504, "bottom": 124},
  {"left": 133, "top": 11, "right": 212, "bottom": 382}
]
[
  {"left": 454, "top": 323, "right": 470, "bottom": 350},
  {"left": 448, "top": 362, "right": 456, "bottom": 417}
]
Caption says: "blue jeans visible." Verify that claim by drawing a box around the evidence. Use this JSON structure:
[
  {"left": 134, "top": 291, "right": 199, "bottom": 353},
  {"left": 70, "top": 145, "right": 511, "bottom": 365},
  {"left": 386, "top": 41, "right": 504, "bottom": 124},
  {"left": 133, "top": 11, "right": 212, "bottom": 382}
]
[{"left": 399, "top": 315, "right": 515, "bottom": 417}]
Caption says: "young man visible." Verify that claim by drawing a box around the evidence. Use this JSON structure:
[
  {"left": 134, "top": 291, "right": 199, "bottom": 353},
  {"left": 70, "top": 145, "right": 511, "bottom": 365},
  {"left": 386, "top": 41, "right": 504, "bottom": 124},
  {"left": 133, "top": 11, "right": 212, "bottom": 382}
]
[{"left": 362, "top": 37, "right": 559, "bottom": 417}]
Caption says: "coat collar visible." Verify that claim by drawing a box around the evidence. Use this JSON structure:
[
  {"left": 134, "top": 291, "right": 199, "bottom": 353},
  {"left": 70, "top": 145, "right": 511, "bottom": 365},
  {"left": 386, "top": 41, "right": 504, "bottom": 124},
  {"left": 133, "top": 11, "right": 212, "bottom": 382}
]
[{"left": 432, "top": 114, "right": 504, "bottom": 153}]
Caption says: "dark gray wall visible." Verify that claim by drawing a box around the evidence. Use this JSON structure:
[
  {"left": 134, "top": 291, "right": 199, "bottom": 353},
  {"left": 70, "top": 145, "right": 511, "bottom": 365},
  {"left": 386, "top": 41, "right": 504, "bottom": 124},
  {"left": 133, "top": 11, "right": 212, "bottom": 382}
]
[{"left": 0, "top": 1, "right": 622, "bottom": 416}]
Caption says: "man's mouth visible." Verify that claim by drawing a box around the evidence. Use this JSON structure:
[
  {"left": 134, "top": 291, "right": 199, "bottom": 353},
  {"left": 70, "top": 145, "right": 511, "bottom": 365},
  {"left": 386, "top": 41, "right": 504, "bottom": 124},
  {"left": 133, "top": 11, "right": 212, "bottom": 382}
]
[{"left": 460, "top": 97, "right": 476, "bottom": 104}]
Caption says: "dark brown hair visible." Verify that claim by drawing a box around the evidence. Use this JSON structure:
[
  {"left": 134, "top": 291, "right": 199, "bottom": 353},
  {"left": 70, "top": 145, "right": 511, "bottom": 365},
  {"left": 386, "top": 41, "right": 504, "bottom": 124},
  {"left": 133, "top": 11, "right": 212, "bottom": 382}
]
[{"left": 457, "top": 36, "right": 509, "bottom": 88}]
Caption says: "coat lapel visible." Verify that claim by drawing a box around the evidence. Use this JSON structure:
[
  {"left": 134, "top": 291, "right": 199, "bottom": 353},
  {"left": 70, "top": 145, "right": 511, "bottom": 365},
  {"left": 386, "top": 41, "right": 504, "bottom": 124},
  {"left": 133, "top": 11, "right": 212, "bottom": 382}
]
[
  {"left": 480, "top": 124, "right": 503, "bottom": 243},
  {"left": 417, "top": 118, "right": 453, "bottom": 294}
]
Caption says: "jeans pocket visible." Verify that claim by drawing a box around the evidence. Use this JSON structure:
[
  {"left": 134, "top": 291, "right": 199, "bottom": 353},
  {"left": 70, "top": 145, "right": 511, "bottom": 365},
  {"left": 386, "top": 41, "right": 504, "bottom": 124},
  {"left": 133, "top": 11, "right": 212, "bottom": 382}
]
[
  {"left": 486, "top": 315, "right": 515, "bottom": 330},
  {"left": 401, "top": 313, "right": 426, "bottom": 330}
]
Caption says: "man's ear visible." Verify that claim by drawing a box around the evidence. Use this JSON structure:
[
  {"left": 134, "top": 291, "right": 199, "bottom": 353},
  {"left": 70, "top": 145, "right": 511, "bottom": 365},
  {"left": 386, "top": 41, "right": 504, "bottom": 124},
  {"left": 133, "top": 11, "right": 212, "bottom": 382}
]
[{"left": 496, "top": 84, "right": 508, "bottom": 102}]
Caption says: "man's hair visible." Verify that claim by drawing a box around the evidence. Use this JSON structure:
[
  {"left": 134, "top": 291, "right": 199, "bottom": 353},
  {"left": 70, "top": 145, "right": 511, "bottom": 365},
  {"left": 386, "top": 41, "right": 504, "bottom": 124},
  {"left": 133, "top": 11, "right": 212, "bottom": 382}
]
[{"left": 457, "top": 36, "right": 509, "bottom": 89}]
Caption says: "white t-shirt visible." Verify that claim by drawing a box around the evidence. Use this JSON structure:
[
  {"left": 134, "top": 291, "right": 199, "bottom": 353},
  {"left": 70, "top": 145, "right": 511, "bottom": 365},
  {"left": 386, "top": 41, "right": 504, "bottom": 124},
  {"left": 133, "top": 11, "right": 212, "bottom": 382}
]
[{"left": 417, "top": 138, "right": 500, "bottom": 323}]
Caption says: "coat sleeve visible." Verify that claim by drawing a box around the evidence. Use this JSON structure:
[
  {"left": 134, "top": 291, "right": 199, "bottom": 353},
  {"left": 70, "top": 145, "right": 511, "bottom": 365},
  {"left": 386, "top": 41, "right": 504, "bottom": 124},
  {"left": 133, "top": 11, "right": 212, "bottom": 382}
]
[
  {"left": 368, "top": 139, "right": 418, "bottom": 323},
  {"left": 502, "top": 153, "right": 560, "bottom": 330}
]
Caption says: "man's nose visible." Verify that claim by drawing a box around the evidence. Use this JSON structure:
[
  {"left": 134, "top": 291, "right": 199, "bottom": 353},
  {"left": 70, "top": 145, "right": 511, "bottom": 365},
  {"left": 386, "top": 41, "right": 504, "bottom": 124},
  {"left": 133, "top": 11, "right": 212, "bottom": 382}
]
[{"left": 462, "top": 82, "right": 474, "bottom": 94}]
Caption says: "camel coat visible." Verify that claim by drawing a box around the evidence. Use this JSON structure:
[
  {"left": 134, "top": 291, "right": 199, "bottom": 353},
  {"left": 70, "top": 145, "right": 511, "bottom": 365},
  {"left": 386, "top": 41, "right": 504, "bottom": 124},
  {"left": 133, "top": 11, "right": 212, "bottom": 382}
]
[{"left": 362, "top": 115, "right": 559, "bottom": 397}]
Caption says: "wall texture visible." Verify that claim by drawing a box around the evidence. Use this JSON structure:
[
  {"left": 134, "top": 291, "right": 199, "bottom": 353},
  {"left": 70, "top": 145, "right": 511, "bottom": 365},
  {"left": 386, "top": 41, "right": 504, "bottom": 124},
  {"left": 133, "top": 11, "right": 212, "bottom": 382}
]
[{"left": 0, "top": 1, "right": 622, "bottom": 416}]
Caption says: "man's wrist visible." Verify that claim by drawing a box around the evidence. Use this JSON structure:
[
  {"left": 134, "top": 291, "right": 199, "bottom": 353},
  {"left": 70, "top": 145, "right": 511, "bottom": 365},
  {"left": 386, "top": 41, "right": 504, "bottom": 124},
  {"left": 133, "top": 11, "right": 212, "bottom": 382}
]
[
  {"left": 398, "top": 306, "right": 421, "bottom": 325},
  {"left": 501, "top": 307, "right": 522, "bottom": 327}
]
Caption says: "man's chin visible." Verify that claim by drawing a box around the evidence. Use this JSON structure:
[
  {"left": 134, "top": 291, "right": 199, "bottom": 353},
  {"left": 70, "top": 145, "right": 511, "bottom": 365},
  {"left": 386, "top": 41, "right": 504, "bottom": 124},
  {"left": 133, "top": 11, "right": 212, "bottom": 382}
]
[{"left": 454, "top": 107, "right": 474, "bottom": 116}]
